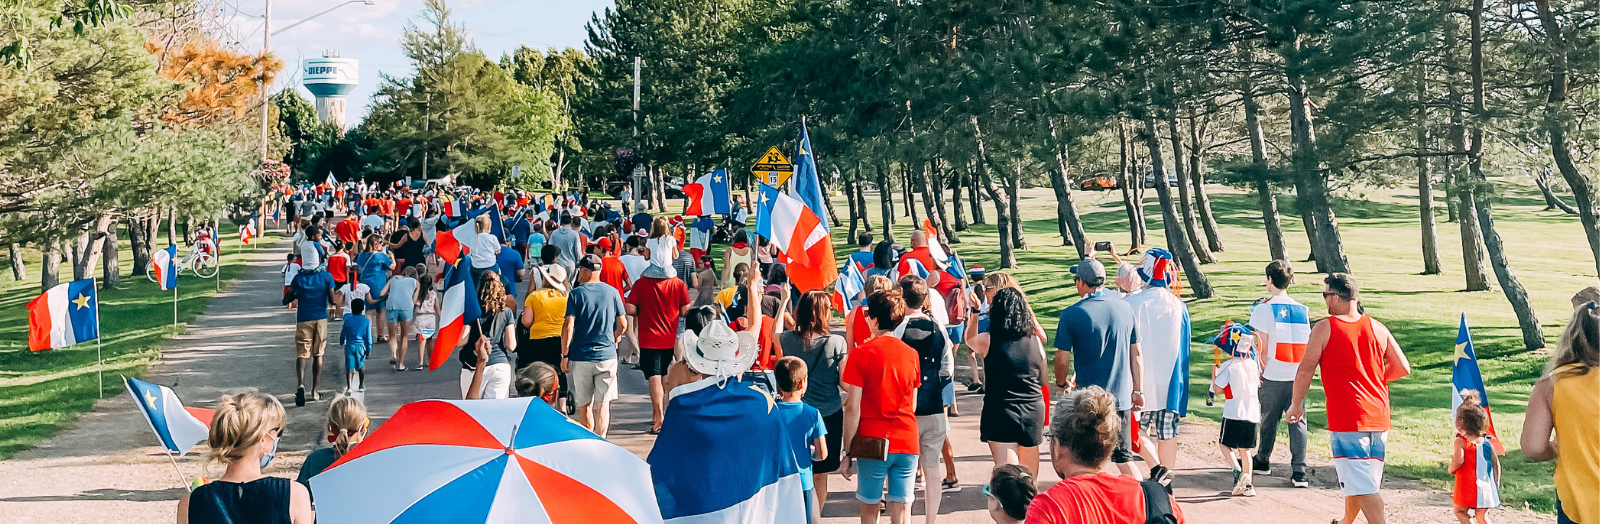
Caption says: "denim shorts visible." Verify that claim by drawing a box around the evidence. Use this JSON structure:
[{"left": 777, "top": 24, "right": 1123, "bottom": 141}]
[
  {"left": 386, "top": 308, "right": 414, "bottom": 323},
  {"left": 855, "top": 452, "right": 918, "bottom": 504}
]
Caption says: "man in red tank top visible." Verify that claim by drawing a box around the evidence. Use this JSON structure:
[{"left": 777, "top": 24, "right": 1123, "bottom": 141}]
[{"left": 1287, "top": 273, "right": 1412, "bottom": 524}]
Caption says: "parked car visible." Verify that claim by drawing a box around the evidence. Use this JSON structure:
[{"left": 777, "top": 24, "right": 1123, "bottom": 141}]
[
  {"left": 1142, "top": 173, "right": 1181, "bottom": 188},
  {"left": 1078, "top": 176, "right": 1119, "bottom": 191}
]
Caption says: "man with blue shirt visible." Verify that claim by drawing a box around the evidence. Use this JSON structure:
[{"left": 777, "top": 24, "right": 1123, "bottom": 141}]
[
  {"left": 548, "top": 214, "right": 582, "bottom": 283},
  {"left": 1053, "top": 258, "right": 1144, "bottom": 477},
  {"left": 283, "top": 264, "right": 337, "bottom": 407},
  {"left": 495, "top": 235, "right": 525, "bottom": 299},
  {"left": 563, "top": 254, "right": 628, "bottom": 438}
]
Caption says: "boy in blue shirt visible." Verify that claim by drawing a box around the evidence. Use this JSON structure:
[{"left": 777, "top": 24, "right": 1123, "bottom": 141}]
[
  {"left": 774, "top": 356, "right": 827, "bottom": 523},
  {"left": 340, "top": 299, "right": 374, "bottom": 393}
]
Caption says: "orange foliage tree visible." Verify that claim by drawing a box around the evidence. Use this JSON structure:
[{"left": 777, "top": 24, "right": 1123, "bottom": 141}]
[{"left": 145, "top": 40, "right": 284, "bottom": 128}]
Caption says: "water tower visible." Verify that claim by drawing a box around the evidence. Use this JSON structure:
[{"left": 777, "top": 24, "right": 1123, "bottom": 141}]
[{"left": 302, "top": 51, "right": 359, "bottom": 128}]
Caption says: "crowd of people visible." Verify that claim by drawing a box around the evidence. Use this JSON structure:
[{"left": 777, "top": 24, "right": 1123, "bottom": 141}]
[{"left": 173, "top": 180, "right": 1597, "bottom": 524}]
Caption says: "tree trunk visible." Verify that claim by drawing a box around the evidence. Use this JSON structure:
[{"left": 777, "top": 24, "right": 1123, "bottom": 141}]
[
  {"left": 971, "top": 117, "right": 1015, "bottom": 269},
  {"left": 1416, "top": 64, "right": 1443, "bottom": 275},
  {"left": 919, "top": 162, "right": 941, "bottom": 239},
  {"left": 1446, "top": 18, "right": 1491, "bottom": 291},
  {"left": 1142, "top": 117, "right": 1214, "bottom": 298},
  {"left": 1241, "top": 69, "right": 1288, "bottom": 262},
  {"left": 1186, "top": 114, "right": 1225, "bottom": 253},
  {"left": 1444, "top": 169, "right": 1460, "bottom": 222},
  {"left": 1006, "top": 162, "right": 1027, "bottom": 251},
  {"left": 1532, "top": 0, "right": 1600, "bottom": 279},
  {"left": 847, "top": 166, "right": 861, "bottom": 244},
  {"left": 1048, "top": 119, "right": 1089, "bottom": 258},
  {"left": 1118, "top": 119, "right": 1147, "bottom": 247},
  {"left": 1167, "top": 115, "right": 1215, "bottom": 264},
  {"left": 967, "top": 165, "right": 986, "bottom": 225},
  {"left": 903, "top": 165, "right": 920, "bottom": 225},
  {"left": 928, "top": 161, "right": 959, "bottom": 243},
  {"left": 1534, "top": 171, "right": 1579, "bottom": 214},
  {"left": 130, "top": 213, "right": 154, "bottom": 277},
  {"left": 1468, "top": 0, "right": 1542, "bottom": 350},
  {"left": 1284, "top": 45, "right": 1349, "bottom": 274},
  {"left": 951, "top": 168, "right": 968, "bottom": 232},
  {"left": 877, "top": 163, "right": 895, "bottom": 242},
  {"left": 856, "top": 175, "right": 873, "bottom": 232},
  {"left": 820, "top": 169, "right": 843, "bottom": 228},
  {"left": 103, "top": 219, "right": 120, "bottom": 289},
  {"left": 41, "top": 241, "right": 61, "bottom": 292},
  {"left": 8, "top": 242, "right": 24, "bottom": 280},
  {"left": 166, "top": 208, "right": 177, "bottom": 246}
]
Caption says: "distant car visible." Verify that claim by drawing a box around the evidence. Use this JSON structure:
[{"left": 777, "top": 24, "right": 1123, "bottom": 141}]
[
  {"left": 1142, "top": 173, "right": 1181, "bottom": 188},
  {"left": 604, "top": 176, "right": 684, "bottom": 200},
  {"left": 1078, "top": 176, "right": 1119, "bottom": 191}
]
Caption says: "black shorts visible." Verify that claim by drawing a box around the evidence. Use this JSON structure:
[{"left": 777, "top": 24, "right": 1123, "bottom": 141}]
[
  {"left": 519, "top": 336, "right": 566, "bottom": 398},
  {"left": 814, "top": 409, "right": 844, "bottom": 474},
  {"left": 1113, "top": 410, "right": 1137, "bottom": 464},
  {"left": 1220, "top": 418, "right": 1259, "bottom": 449},
  {"left": 639, "top": 347, "right": 674, "bottom": 378}
]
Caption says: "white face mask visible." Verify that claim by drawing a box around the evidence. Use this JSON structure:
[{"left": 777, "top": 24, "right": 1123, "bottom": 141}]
[{"left": 260, "top": 433, "right": 279, "bottom": 469}]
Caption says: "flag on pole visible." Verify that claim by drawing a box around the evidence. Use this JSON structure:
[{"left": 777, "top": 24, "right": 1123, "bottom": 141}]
[
  {"left": 124, "top": 376, "right": 213, "bottom": 457},
  {"left": 152, "top": 245, "right": 179, "bottom": 290},
  {"left": 430, "top": 255, "right": 481, "bottom": 371},
  {"left": 833, "top": 257, "right": 866, "bottom": 312},
  {"left": 239, "top": 222, "right": 255, "bottom": 245},
  {"left": 1453, "top": 315, "right": 1506, "bottom": 455},
  {"left": 683, "top": 169, "right": 733, "bottom": 216},
  {"left": 325, "top": 172, "right": 337, "bottom": 187},
  {"left": 27, "top": 278, "right": 99, "bottom": 351},
  {"left": 923, "top": 220, "right": 950, "bottom": 270},
  {"left": 761, "top": 120, "right": 837, "bottom": 294}
]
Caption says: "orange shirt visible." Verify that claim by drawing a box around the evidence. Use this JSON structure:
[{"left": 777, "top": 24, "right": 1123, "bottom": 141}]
[
  {"left": 840, "top": 336, "right": 921, "bottom": 454},
  {"left": 1320, "top": 315, "right": 1390, "bottom": 432}
]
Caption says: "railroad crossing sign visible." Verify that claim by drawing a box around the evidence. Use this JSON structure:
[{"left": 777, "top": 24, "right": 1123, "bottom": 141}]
[{"left": 751, "top": 146, "right": 794, "bottom": 187}]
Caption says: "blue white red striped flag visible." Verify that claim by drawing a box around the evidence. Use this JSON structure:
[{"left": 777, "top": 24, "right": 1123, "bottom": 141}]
[
  {"left": 124, "top": 376, "right": 212, "bottom": 457},
  {"left": 647, "top": 378, "right": 805, "bottom": 523},
  {"left": 1453, "top": 315, "right": 1505, "bottom": 455}
]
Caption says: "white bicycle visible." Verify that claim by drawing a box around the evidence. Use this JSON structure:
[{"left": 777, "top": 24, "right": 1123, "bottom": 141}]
[{"left": 147, "top": 242, "right": 218, "bottom": 280}]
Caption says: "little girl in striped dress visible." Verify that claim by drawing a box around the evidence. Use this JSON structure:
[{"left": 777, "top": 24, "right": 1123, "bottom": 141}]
[{"left": 1449, "top": 389, "right": 1500, "bottom": 524}]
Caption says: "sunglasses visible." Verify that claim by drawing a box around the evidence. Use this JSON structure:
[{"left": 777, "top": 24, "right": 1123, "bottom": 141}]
[{"left": 1322, "top": 292, "right": 1345, "bottom": 299}]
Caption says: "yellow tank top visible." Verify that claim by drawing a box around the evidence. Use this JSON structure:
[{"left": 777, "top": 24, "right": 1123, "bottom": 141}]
[{"left": 1552, "top": 364, "right": 1598, "bottom": 524}]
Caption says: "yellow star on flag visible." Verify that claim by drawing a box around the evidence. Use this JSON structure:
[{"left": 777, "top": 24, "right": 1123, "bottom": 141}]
[
  {"left": 751, "top": 384, "right": 775, "bottom": 413},
  {"left": 144, "top": 390, "right": 159, "bottom": 410},
  {"left": 72, "top": 293, "right": 92, "bottom": 310},
  {"left": 1454, "top": 341, "right": 1471, "bottom": 362},
  {"left": 712, "top": 174, "right": 722, "bottom": 183}
]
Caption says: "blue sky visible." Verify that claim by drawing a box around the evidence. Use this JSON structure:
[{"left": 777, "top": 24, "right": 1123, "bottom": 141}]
[{"left": 228, "top": 0, "right": 614, "bottom": 126}]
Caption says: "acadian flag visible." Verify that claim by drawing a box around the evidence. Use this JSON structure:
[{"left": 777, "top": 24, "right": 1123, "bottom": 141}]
[
  {"left": 240, "top": 221, "right": 255, "bottom": 245},
  {"left": 647, "top": 378, "right": 806, "bottom": 523},
  {"left": 27, "top": 278, "right": 99, "bottom": 351},
  {"left": 923, "top": 220, "right": 950, "bottom": 270},
  {"left": 758, "top": 121, "right": 837, "bottom": 294},
  {"left": 1453, "top": 315, "right": 1506, "bottom": 455},
  {"left": 325, "top": 172, "right": 338, "bottom": 187},
  {"left": 124, "top": 376, "right": 213, "bottom": 457},
  {"left": 433, "top": 219, "right": 478, "bottom": 266},
  {"left": 430, "top": 256, "right": 481, "bottom": 371},
  {"left": 832, "top": 256, "right": 866, "bottom": 312},
  {"left": 683, "top": 169, "right": 733, "bottom": 216},
  {"left": 152, "top": 244, "right": 179, "bottom": 291}
]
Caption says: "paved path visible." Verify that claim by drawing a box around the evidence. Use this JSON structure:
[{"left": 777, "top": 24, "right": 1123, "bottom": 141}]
[{"left": 0, "top": 238, "right": 1554, "bottom": 523}]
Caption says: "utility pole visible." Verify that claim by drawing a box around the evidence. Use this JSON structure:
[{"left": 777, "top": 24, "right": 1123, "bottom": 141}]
[
  {"left": 632, "top": 56, "right": 643, "bottom": 212},
  {"left": 260, "top": 0, "right": 272, "bottom": 160},
  {"left": 421, "top": 90, "right": 430, "bottom": 181}
]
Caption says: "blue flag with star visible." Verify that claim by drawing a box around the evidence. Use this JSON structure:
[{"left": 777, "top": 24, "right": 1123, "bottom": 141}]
[{"left": 1453, "top": 314, "right": 1505, "bottom": 454}]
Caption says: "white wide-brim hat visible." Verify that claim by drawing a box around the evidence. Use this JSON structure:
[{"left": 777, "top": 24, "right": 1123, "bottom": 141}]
[
  {"left": 684, "top": 321, "right": 758, "bottom": 377},
  {"left": 539, "top": 265, "right": 568, "bottom": 293}
]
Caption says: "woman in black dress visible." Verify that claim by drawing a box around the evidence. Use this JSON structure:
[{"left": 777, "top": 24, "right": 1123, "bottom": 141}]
[
  {"left": 965, "top": 287, "right": 1049, "bottom": 476},
  {"left": 178, "top": 392, "right": 313, "bottom": 524}
]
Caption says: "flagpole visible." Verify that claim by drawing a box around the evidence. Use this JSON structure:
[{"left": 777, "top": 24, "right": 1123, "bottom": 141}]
[
  {"left": 173, "top": 280, "right": 178, "bottom": 328},
  {"left": 94, "top": 276, "right": 103, "bottom": 399},
  {"left": 164, "top": 449, "right": 194, "bottom": 492}
]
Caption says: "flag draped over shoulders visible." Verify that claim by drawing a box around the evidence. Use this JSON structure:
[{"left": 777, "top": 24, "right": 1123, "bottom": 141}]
[
  {"left": 647, "top": 377, "right": 806, "bottom": 524},
  {"left": 1125, "top": 289, "right": 1191, "bottom": 416}
]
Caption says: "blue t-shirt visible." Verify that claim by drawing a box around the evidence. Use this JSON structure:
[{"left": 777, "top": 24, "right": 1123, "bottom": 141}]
[
  {"left": 340, "top": 313, "right": 373, "bottom": 352},
  {"left": 528, "top": 232, "right": 547, "bottom": 250},
  {"left": 511, "top": 218, "right": 533, "bottom": 246},
  {"left": 355, "top": 251, "right": 392, "bottom": 294},
  {"left": 1053, "top": 292, "right": 1139, "bottom": 410},
  {"left": 290, "top": 270, "right": 335, "bottom": 322},
  {"left": 775, "top": 400, "right": 826, "bottom": 490},
  {"left": 564, "top": 282, "right": 627, "bottom": 361},
  {"left": 496, "top": 247, "right": 524, "bottom": 290}
]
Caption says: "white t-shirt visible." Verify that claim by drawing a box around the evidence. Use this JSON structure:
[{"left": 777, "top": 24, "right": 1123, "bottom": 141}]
[
  {"left": 282, "top": 263, "right": 301, "bottom": 286},
  {"left": 620, "top": 254, "right": 649, "bottom": 285},
  {"left": 340, "top": 282, "right": 372, "bottom": 305},
  {"left": 1248, "top": 294, "right": 1311, "bottom": 382},
  {"left": 926, "top": 290, "right": 950, "bottom": 327},
  {"left": 646, "top": 236, "right": 677, "bottom": 270},
  {"left": 360, "top": 214, "right": 385, "bottom": 230},
  {"left": 298, "top": 239, "right": 326, "bottom": 270},
  {"left": 1213, "top": 358, "right": 1262, "bottom": 422},
  {"left": 469, "top": 232, "right": 501, "bottom": 269}
]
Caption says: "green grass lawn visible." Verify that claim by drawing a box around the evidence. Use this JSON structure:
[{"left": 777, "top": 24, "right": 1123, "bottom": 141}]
[
  {"left": 817, "top": 180, "right": 1584, "bottom": 514},
  {"left": 0, "top": 230, "right": 274, "bottom": 460}
]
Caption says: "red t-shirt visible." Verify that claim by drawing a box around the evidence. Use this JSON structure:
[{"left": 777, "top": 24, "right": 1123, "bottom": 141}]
[
  {"left": 379, "top": 199, "right": 395, "bottom": 216},
  {"left": 840, "top": 336, "right": 921, "bottom": 455},
  {"left": 327, "top": 253, "right": 349, "bottom": 283},
  {"left": 599, "top": 256, "right": 628, "bottom": 295},
  {"left": 627, "top": 276, "right": 689, "bottom": 349},
  {"left": 1025, "top": 472, "right": 1185, "bottom": 524},
  {"left": 395, "top": 199, "right": 412, "bottom": 216},
  {"left": 849, "top": 306, "right": 871, "bottom": 347},
  {"left": 896, "top": 247, "right": 936, "bottom": 277},
  {"left": 1321, "top": 315, "right": 1391, "bottom": 432},
  {"left": 335, "top": 219, "right": 360, "bottom": 245}
]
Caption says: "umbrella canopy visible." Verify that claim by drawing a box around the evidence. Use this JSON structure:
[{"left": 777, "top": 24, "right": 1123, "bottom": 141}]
[{"left": 311, "top": 397, "right": 663, "bottom": 524}]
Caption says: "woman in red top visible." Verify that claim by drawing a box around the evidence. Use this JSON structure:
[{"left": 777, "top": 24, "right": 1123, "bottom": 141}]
[
  {"left": 845, "top": 275, "right": 895, "bottom": 351},
  {"left": 1026, "top": 387, "right": 1185, "bottom": 524},
  {"left": 840, "top": 288, "right": 920, "bottom": 524}
]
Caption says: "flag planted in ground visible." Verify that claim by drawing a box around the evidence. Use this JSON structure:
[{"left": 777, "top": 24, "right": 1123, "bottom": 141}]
[
  {"left": 152, "top": 244, "right": 179, "bottom": 290},
  {"left": 124, "top": 376, "right": 213, "bottom": 457},
  {"left": 27, "top": 278, "right": 99, "bottom": 351}
]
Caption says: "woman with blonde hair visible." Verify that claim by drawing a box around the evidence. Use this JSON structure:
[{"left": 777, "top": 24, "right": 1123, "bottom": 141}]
[
  {"left": 1522, "top": 303, "right": 1599, "bottom": 524},
  {"left": 380, "top": 265, "right": 421, "bottom": 371},
  {"left": 644, "top": 216, "right": 678, "bottom": 277},
  {"left": 296, "top": 397, "right": 368, "bottom": 486},
  {"left": 460, "top": 276, "right": 518, "bottom": 399},
  {"left": 177, "top": 393, "right": 313, "bottom": 524}
]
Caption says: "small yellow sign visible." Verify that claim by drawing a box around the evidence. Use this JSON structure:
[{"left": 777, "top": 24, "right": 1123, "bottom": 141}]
[{"left": 751, "top": 146, "right": 794, "bottom": 187}]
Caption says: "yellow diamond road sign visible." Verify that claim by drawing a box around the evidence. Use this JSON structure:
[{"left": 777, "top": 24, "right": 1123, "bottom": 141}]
[{"left": 751, "top": 146, "right": 794, "bottom": 187}]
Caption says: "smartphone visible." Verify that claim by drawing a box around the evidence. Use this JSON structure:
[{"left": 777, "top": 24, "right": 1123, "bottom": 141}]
[{"left": 1094, "top": 241, "right": 1112, "bottom": 252}]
